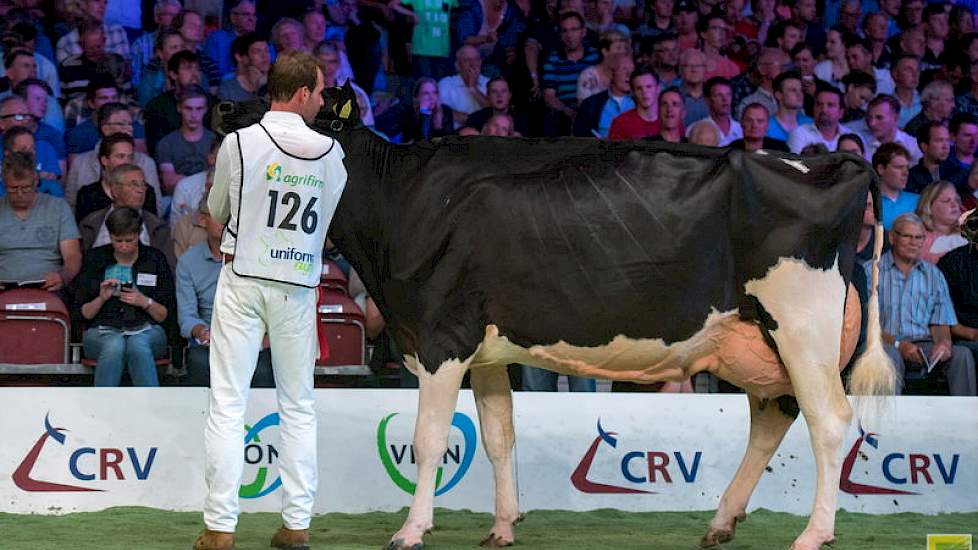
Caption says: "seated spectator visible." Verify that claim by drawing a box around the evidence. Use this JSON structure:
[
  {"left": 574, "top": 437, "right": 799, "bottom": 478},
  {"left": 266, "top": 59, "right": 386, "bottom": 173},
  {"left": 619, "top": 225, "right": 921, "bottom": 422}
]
[
  {"left": 790, "top": 43, "right": 827, "bottom": 115},
  {"left": 909, "top": 122, "right": 961, "bottom": 193},
  {"left": 1, "top": 48, "right": 64, "bottom": 132},
  {"left": 75, "top": 133, "right": 158, "bottom": 221},
  {"left": 202, "top": 0, "right": 259, "bottom": 78},
  {"left": 65, "top": 105, "right": 162, "bottom": 214},
  {"left": 963, "top": 163, "right": 978, "bottom": 210},
  {"left": 687, "top": 77, "right": 742, "bottom": 146},
  {"left": 845, "top": 35, "right": 894, "bottom": 94},
  {"left": 177, "top": 190, "right": 273, "bottom": 387},
  {"left": 788, "top": 87, "right": 852, "bottom": 153},
  {"left": 0, "top": 97, "right": 61, "bottom": 183},
  {"left": 765, "top": 71, "right": 812, "bottom": 141},
  {"left": 375, "top": 77, "right": 455, "bottom": 143},
  {"left": 0, "top": 152, "right": 81, "bottom": 293},
  {"left": 76, "top": 207, "right": 173, "bottom": 387},
  {"left": 136, "top": 29, "right": 185, "bottom": 107},
  {"left": 13, "top": 79, "right": 66, "bottom": 169},
  {"left": 171, "top": 174, "right": 209, "bottom": 258},
  {"left": 0, "top": 126, "right": 62, "bottom": 197},
  {"left": 698, "top": 12, "right": 739, "bottom": 80},
  {"left": 437, "top": 45, "right": 490, "bottom": 129},
  {"left": 171, "top": 139, "right": 220, "bottom": 226},
  {"left": 314, "top": 41, "right": 374, "bottom": 127},
  {"left": 873, "top": 212, "right": 976, "bottom": 395},
  {"left": 729, "top": 103, "right": 789, "bottom": 152},
  {"left": 943, "top": 113, "right": 978, "bottom": 179},
  {"left": 574, "top": 53, "right": 634, "bottom": 138},
  {"left": 66, "top": 77, "right": 148, "bottom": 160},
  {"left": 861, "top": 95, "right": 922, "bottom": 163},
  {"left": 55, "top": 4, "right": 130, "bottom": 64},
  {"left": 916, "top": 181, "right": 968, "bottom": 263},
  {"left": 855, "top": 189, "right": 889, "bottom": 264},
  {"left": 541, "top": 12, "right": 600, "bottom": 136},
  {"left": 608, "top": 65, "right": 658, "bottom": 139},
  {"left": 59, "top": 20, "right": 122, "bottom": 103},
  {"left": 461, "top": 77, "right": 528, "bottom": 136},
  {"left": 771, "top": 20, "right": 806, "bottom": 58},
  {"left": 840, "top": 70, "right": 876, "bottom": 124},
  {"left": 585, "top": 0, "right": 630, "bottom": 35},
  {"left": 129, "top": 0, "right": 182, "bottom": 89},
  {"left": 937, "top": 209, "right": 978, "bottom": 368},
  {"left": 218, "top": 32, "right": 271, "bottom": 102},
  {"left": 576, "top": 29, "right": 630, "bottom": 104},
  {"left": 145, "top": 50, "right": 217, "bottom": 155},
  {"left": 956, "top": 53, "right": 978, "bottom": 118},
  {"left": 79, "top": 163, "right": 174, "bottom": 266},
  {"left": 1, "top": 21, "right": 63, "bottom": 104},
  {"left": 173, "top": 9, "right": 222, "bottom": 90},
  {"left": 733, "top": 48, "right": 787, "bottom": 120},
  {"left": 645, "top": 87, "right": 687, "bottom": 143},
  {"left": 891, "top": 55, "right": 922, "bottom": 129},
  {"left": 677, "top": 48, "right": 709, "bottom": 126},
  {"left": 674, "top": 0, "right": 699, "bottom": 50},
  {"left": 271, "top": 17, "right": 307, "bottom": 55},
  {"left": 874, "top": 142, "right": 919, "bottom": 229},
  {"left": 905, "top": 80, "right": 956, "bottom": 139},
  {"left": 836, "top": 132, "right": 865, "bottom": 156},
  {"left": 688, "top": 119, "right": 721, "bottom": 145},
  {"left": 814, "top": 27, "right": 849, "bottom": 90},
  {"left": 155, "top": 85, "right": 215, "bottom": 195}
]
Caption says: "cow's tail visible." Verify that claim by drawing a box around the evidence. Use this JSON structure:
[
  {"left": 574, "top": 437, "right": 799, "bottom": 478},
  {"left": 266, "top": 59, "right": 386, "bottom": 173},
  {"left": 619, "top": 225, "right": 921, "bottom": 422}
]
[{"left": 847, "top": 223, "right": 898, "bottom": 406}]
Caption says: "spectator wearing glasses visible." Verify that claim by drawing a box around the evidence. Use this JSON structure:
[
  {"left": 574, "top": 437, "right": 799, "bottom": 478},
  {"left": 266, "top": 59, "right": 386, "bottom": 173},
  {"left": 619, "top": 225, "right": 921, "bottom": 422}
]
[
  {"left": 66, "top": 77, "right": 148, "bottom": 159},
  {"left": 873, "top": 212, "right": 976, "bottom": 396},
  {"left": 130, "top": 0, "right": 183, "bottom": 88},
  {"left": 204, "top": 0, "right": 261, "bottom": 78},
  {"left": 0, "top": 152, "right": 81, "bottom": 294},
  {"left": 78, "top": 163, "right": 174, "bottom": 267},
  {"left": 75, "top": 133, "right": 159, "bottom": 222},
  {"left": 65, "top": 103, "right": 162, "bottom": 215},
  {"left": 0, "top": 96, "right": 61, "bottom": 183},
  {"left": 0, "top": 126, "right": 62, "bottom": 197},
  {"left": 76, "top": 207, "right": 173, "bottom": 387}
]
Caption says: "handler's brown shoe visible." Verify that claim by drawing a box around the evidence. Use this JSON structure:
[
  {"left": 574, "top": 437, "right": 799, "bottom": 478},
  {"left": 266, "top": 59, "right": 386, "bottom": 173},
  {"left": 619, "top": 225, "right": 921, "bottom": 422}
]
[
  {"left": 270, "top": 525, "right": 311, "bottom": 549},
  {"left": 193, "top": 529, "right": 235, "bottom": 550}
]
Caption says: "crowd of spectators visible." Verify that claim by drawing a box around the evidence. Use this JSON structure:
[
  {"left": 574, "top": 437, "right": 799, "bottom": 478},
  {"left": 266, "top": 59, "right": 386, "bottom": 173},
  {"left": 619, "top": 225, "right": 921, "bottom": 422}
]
[{"left": 0, "top": 0, "right": 976, "bottom": 395}]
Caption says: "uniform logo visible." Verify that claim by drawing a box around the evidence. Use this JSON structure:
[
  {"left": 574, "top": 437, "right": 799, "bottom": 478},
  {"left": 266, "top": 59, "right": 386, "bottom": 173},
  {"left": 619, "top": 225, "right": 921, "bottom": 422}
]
[
  {"left": 377, "top": 412, "right": 476, "bottom": 496},
  {"left": 240, "top": 413, "right": 281, "bottom": 499}
]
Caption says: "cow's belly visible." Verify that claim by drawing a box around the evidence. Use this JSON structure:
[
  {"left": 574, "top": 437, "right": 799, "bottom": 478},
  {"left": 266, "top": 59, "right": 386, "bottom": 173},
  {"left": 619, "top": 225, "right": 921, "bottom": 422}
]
[{"left": 466, "top": 284, "right": 861, "bottom": 399}]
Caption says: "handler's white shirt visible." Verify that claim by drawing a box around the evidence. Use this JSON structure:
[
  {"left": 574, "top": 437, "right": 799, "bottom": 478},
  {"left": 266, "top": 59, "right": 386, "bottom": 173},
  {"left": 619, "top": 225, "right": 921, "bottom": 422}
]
[{"left": 210, "top": 110, "right": 345, "bottom": 259}]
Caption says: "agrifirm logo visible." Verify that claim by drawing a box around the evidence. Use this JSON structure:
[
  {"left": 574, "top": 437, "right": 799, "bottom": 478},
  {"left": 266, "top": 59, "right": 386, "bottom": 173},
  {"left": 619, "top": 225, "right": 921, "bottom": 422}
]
[
  {"left": 13, "top": 413, "right": 158, "bottom": 492},
  {"left": 377, "top": 412, "right": 476, "bottom": 496},
  {"left": 240, "top": 413, "right": 281, "bottom": 499},
  {"left": 265, "top": 162, "right": 324, "bottom": 189},
  {"left": 571, "top": 419, "right": 702, "bottom": 494},
  {"left": 840, "top": 425, "right": 960, "bottom": 495}
]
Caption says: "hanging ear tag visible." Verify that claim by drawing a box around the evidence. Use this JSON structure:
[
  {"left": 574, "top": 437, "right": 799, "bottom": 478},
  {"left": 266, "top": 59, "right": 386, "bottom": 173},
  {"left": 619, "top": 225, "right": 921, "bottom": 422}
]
[
  {"left": 339, "top": 99, "right": 353, "bottom": 120},
  {"left": 330, "top": 119, "right": 344, "bottom": 131}
]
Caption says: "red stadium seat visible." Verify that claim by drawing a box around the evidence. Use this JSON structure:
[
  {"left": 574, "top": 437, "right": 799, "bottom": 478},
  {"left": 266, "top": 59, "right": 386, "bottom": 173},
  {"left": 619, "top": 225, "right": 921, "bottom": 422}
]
[
  {"left": 317, "top": 288, "right": 366, "bottom": 367},
  {"left": 0, "top": 289, "right": 71, "bottom": 364},
  {"left": 321, "top": 260, "right": 349, "bottom": 294}
]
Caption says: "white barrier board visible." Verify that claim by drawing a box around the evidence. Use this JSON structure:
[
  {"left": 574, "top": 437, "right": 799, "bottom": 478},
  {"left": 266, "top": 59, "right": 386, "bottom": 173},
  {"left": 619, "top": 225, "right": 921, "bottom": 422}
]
[{"left": 1, "top": 389, "right": 975, "bottom": 515}]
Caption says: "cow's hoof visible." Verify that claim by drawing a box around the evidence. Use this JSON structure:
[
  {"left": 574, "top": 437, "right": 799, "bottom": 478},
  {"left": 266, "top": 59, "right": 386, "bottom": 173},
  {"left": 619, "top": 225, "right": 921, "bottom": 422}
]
[
  {"left": 479, "top": 533, "right": 514, "bottom": 547},
  {"left": 700, "top": 512, "right": 746, "bottom": 547},
  {"left": 789, "top": 533, "right": 836, "bottom": 550},
  {"left": 383, "top": 539, "right": 423, "bottom": 550}
]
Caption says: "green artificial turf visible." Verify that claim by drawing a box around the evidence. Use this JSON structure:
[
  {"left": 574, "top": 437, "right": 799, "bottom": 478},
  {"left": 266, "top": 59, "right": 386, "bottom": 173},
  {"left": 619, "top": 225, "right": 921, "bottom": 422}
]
[{"left": 0, "top": 507, "right": 975, "bottom": 549}]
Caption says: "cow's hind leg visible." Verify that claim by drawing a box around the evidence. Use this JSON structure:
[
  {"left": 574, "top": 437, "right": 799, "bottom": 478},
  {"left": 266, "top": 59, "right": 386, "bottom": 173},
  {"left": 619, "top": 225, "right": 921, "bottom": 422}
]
[
  {"left": 470, "top": 366, "right": 518, "bottom": 547},
  {"left": 387, "top": 358, "right": 469, "bottom": 550},
  {"left": 701, "top": 393, "right": 796, "bottom": 547},
  {"left": 744, "top": 260, "right": 853, "bottom": 550}
]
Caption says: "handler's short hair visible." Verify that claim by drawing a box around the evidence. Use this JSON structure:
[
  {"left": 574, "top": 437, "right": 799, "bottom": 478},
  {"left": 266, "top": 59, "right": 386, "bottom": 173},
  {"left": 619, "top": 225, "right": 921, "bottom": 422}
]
[{"left": 267, "top": 50, "right": 320, "bottom": 103}]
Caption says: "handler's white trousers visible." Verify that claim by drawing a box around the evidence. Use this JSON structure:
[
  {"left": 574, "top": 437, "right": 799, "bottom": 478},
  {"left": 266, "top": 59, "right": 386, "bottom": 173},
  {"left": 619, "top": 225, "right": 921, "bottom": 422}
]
[{"left": 203, "top": 264, "right": 318, "bottom": 532}]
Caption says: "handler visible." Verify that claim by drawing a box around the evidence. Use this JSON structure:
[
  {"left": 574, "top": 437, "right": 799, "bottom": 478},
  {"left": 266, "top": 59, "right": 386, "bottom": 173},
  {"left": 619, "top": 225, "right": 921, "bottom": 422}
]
[{"left": 194, "top": 51, "right": 347, "bottom": 550}]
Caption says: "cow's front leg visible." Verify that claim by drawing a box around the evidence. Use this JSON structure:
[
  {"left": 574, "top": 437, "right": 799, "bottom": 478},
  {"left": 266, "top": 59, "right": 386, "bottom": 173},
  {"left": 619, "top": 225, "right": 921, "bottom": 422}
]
[
  {"left": 386, "top": 357, "right": 469, "bottom": 550},
  {"left": 701, "top": 393, "right": 795, "bottom": 547},
  {"left": 470, "top": 366, "right": 518, "bottom": 547}
]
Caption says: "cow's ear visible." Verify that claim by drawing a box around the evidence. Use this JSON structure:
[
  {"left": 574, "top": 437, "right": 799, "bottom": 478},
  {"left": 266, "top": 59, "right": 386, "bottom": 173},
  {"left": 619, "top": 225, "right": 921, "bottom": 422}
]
[{"left": 337, "top": 82, "right": 361, "bottom": 125}]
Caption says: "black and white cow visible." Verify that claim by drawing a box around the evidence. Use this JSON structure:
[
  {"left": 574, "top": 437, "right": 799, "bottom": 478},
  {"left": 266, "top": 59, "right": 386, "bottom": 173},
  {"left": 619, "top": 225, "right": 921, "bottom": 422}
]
[{"left": 216, "top": 83, "right": 895, "bottom": 550}]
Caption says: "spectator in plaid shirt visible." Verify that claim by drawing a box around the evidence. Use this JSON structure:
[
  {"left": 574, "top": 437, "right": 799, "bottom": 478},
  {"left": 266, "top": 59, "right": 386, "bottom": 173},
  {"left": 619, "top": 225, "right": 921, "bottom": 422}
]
[
  {"left": 130, "top": 0, "right": 182, "bottom": 88},
  {"left": 55, "top": 1, "right": 131, "bottom": 64}
]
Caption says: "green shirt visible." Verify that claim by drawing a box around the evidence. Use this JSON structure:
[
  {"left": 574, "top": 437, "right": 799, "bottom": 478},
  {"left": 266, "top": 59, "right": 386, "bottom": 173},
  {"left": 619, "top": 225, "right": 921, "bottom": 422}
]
[{"left": 402, "top": 0, "right": 456, "bottom": 58}]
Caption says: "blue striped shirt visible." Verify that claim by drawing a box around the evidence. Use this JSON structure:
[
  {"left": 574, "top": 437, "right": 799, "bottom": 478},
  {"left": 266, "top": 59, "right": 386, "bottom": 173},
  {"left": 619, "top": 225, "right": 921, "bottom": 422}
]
[
  {"left": 869, "top": 251, "right": 958, "bottom": 341},
  {"left": 542, "top": 47, "right": 599, "bottom": 108}
]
